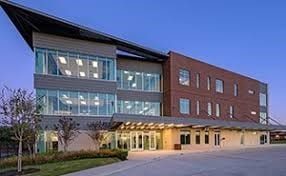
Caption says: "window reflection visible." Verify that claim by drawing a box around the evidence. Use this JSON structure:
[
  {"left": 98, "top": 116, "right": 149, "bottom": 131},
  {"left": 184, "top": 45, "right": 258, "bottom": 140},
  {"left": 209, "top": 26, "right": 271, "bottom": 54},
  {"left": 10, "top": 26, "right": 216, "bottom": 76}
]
[
  {"left": 117, "top": 70, "right": 160, "bottom": 92},
  {"left": 117, "top": 100, "right": 160, "bottom": 116},
  {"left": 35, "top": 48, "right": 115, "bottom": 81},
  {"left": 37, "top": 89, "right": 115, "bottom": 116}
]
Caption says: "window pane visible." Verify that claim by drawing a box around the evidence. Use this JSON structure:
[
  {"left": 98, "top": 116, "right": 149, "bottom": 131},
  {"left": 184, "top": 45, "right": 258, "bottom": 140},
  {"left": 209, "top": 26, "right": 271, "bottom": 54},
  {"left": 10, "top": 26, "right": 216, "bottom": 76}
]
[
  {"left": 78, "top": 55, "right": 88, "bottom": 78},
  {"left": 99, "top": 94, "right": 107, "bottom": 115},
  {"left": 205, "top": 131, "right": 209, "bottom": 144},
  {"left": 215, "top": 79, "right": 224, "bottom": 93},
  {"left": 107, "top": 59, "right": 114, "bottom": 80},
  {"left": 179, "top": 69, "right": 190, "bottom": 86},
  {"left": 136, "top": 72, "right": 143, "bottom": 90},
  {"left": 47, "top": 50, "right": 57, "bottom": 75},
  {"left": 117, "top": 70, "right": 122, "bottom": 88},
  {"left": 196, "top": 73, "right": 200, "bottom": 88},
  {"left": 216, "top": 104, "right": 220, "bottom": 117},
  {"left": 89, "top": 56, "right": 99, "bottom": 79},
  {"left": 234, "top": 84, "right": 238, "bottom": 96},
  {"left": 69, "top": 53, "right": 79, "bottom": 77},
  {"left": 35, "top": 48, "right": 46, "bottom": 74},
  {"left": 196, "top": 100, "right": 200, "bottom": 115},
  {"left": 207, "top": 76, "right": 211, "bottom": 90},
  {"left": 79, "top": 92, "right": 88, "bottom": 115},
  {"left": 180, "top": 98, "right": 190, "bottom": 114},
  {"left": 36, "top": 89, "right": 47, "bottom": 114},
  {"left": 208, "top": 102, "right": 212, "bottom": 115},
  {"left": 69, "top": 91, "right": 78, "bottom": 115},
  {"left": 47, "top": 90, "right": 58, "bottom": 114},
  {"left": 260, "top": 93, "right": 267, "bottom": 106},
  {"left": 135, "top": 101, "right": 143, "bottom": 114},
  {"left": 89, "top": 93, "right": 99, "bottom": 115},
  {"left": 107, "top": 94, "right": 115, "bottom": 114},
  {"left": 98, "top": 58, "right": 107, "bottom": 80},
  {"left": 59, "top": 91, "right": 70, "bottom": 115},
  {"left": 58, "top": 52, "right": 69, "bottom": 76}
]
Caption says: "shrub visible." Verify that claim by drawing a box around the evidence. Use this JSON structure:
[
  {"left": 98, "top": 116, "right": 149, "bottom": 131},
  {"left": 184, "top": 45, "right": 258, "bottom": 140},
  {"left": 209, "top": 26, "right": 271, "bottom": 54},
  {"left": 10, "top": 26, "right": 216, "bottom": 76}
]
[{"left": 0, "top": 149, "right": 128, "bottom": 169}]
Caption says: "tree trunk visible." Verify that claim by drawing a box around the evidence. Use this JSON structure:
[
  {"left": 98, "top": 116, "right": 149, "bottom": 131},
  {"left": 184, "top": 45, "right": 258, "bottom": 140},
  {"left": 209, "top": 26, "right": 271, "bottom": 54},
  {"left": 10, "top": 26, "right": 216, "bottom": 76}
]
[
  {"left": 64, "top": 143, "right": 67, "bottom": 152},
  {"left": 27, "top": 143, "right": 32, "bottom": 156},
  {"left": 33, "top": 140, "right": 37, "bottom": 157},
  {"left": 17, "top": 139, "right": 22, "bottom": 173}
]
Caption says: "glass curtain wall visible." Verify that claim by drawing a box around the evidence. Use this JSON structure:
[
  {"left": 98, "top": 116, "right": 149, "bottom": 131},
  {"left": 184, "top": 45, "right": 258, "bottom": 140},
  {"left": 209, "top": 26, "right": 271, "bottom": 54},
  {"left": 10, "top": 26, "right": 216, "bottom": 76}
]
[
  {"left": 36, "top": 89, "right": 115, "bottom": 116},
  {"left": 117, "top": 70, "right": 160, "bottom": 92},
  {"left": 35, "top": 48, "right": 115, "bottom": 81}
]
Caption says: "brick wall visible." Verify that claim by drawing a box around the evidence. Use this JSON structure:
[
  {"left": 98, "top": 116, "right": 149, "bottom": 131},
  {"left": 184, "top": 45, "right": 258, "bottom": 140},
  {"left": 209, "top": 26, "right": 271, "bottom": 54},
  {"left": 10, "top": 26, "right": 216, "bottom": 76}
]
[{"left": 163, "top": 51, "right": 260, "bottom": 123}]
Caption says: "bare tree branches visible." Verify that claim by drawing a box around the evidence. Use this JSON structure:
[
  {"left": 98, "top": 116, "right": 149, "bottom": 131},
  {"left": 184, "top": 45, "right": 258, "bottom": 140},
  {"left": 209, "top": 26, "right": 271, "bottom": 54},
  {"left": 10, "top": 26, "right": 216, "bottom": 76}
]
[{"left": 54, "top": 116, "right": 80, "bottom": 152}]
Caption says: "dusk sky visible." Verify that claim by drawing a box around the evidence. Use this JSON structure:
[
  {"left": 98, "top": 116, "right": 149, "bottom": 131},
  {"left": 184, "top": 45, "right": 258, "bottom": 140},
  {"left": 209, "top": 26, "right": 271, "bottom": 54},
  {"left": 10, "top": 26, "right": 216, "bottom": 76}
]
[{"left": 0, "top": 0, "right": 285, "bottom": 124}]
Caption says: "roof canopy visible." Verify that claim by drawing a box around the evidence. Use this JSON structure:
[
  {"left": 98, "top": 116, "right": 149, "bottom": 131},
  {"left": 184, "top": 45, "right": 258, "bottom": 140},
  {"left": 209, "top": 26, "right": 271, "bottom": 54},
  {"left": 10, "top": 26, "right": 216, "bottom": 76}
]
[{"left": 0, "top": 0, "right": 168, "bottom": 61}]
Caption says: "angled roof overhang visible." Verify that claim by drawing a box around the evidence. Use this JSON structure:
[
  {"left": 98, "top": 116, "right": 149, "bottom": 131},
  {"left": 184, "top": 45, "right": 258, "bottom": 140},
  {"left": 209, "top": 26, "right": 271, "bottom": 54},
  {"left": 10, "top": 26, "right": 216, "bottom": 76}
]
[{"left": 0, "top": 0, "right": 168, "bottom": 61}]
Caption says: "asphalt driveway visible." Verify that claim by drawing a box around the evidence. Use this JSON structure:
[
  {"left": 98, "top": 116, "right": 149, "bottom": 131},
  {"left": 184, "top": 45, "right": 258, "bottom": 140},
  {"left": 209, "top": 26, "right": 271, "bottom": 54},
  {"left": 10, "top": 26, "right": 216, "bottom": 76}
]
[{"left": 66, "top": 145, "right": 286, "bottom": 176}]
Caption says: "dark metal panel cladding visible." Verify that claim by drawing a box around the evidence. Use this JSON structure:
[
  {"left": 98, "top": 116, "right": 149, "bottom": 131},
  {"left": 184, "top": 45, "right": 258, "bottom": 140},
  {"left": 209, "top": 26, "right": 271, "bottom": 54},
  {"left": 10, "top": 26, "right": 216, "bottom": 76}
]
[
  {"left": 117, "top": 58, "right": 162, "bottom": 74},
  {"left": 117, "top": 89, "right": 162, "bottom": 102},
  {"left": 34, "top": 74, "right": 117, "bottom": 94}
]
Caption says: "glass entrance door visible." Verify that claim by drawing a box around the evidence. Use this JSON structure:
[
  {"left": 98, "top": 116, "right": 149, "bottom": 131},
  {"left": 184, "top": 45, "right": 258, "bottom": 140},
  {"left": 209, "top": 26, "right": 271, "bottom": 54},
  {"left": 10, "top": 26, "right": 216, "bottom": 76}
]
[
  {"left": 130, "top": 131, "right": 143, "bottom": 151},
  {"left": 214, "top": 132, "right": 221, "bottom": 147},
  {"left": 130, "top": 131, "right": 156, "bottom": 151}
]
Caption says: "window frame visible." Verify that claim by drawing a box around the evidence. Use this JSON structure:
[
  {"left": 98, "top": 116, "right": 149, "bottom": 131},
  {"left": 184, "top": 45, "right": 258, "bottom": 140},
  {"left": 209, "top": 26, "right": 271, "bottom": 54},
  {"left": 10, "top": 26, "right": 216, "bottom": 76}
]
[
  {"left": 179, "top": 98, "right": 190, "bottom": 114},
  {"left": 215, "top": 79, "right": 224, "bottom": 93}
]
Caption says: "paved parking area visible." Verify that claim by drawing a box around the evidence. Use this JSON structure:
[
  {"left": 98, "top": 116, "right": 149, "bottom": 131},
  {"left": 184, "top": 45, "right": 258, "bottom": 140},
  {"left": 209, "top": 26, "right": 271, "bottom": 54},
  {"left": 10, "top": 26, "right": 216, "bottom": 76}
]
[{"left": 66, "top": 145, "right": 286, "bottom": 176}]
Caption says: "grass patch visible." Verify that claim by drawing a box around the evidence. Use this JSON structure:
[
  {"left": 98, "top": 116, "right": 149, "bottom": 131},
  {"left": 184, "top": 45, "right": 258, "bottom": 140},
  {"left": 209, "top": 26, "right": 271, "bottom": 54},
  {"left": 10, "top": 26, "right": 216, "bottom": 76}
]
[{"left": 0, "top": 157, "right": 120, "bottom": 176}]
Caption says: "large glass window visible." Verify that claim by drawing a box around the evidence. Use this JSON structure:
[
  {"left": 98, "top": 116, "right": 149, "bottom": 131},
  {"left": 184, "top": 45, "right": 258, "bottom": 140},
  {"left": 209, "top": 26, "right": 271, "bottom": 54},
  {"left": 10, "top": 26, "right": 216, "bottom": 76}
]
[
  {"left": 180, "top": 98, "right": 190, "bottom": 114},
  {"left": 260, "top": 112, "right": 267, "bottom": 124},
  {"left": 37, "top": 89, "right": 115, "bottom": 116},
  {"left": 35, "top": 48, "right": 115, "bottom": 81},
  {"left": 180, "top": 130, "right": 191, "bottom": 145},
  {"left": 117, "top": 70, "right": 160, "bottom": 92},
  {"left": 215, "top": 79, "right": 224, "bottom": 93},
  {"left": 196, "top": 73, "right": 200, "bottom": 88},
  {"left": 179, "top": 69, "right": 190, "bottom": 86},
  {"left": 196, "top": 100, "right": 200, "bottom": 115},
  {"left": 36, "top": 89, "right": 47, "bottom": 114},
  {"left": 117, "top": 100, "right": 160, "bottom": 116}
]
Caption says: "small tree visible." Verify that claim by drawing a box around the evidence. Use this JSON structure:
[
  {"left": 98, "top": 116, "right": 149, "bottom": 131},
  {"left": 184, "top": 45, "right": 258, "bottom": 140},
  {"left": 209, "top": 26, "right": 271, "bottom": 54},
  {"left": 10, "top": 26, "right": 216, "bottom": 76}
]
[
  {"left": 0, "top": 87, "right": 42, "bottom": 173},
  {"left": 86, "top": 121, "right": 113, "bottom": 150},
  {"left": 54, "top": 116, "right": 80, "bottom": 152}
]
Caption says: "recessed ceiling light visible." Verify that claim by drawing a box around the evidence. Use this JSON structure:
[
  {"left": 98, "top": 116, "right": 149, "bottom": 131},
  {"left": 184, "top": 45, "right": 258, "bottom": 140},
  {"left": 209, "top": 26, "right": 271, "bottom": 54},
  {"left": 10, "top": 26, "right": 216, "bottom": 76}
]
[
  {"left": 79, "top": 95, "right": 84, "bottom": 100},
  {"left": 94, "top": 96, "right": 99, "bottom": 100},
  {"left": 94, "top": 101, "right": 100, "bottom": 106},
  {"left": 92, "top": 61, "right": 98, "bottom": 68},
  {"left": 80, "top": 101, "right": 86, "bottom": 105},
  {"left": 132, "top": 83, "right": 136, "bottom": 87},
  {"left": 79, "top": 72, "right": 86, "bottom": 77},
  {"left": 136, "top": 72, "right": 141, "bottom": 75},
  {"left": 65, "top": 70, "right": 71, "bottom": 75},
  {"left": 76, "top": 59, "right": 83, "bottom": 66},
  {"left": 124, "top": 71, "right": 129, "bottom": 74},
  {"left": 66, "top": 100, "right": 72, "bottom": 104},
  {"left": 59, "top": 56, "right": 67, "bottom": 64},
  {"left": 126, "top": 105, "right": 132, "bottom": 109},
  {"left": 126, "top": 122, "right": 131, "bottom": 125},
  {"left": 93, "top": 73, "right": 98, "bottom": 78},
  {"left": 127, "top": 75, "right": 133, "bottom": 81}
]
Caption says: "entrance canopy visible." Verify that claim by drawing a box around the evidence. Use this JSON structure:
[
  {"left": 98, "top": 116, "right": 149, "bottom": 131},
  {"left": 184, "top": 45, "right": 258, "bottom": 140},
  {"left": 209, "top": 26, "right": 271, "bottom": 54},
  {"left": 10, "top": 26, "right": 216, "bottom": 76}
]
[{"left": 113, "top": 113, "right": 286, "bottom": 131}]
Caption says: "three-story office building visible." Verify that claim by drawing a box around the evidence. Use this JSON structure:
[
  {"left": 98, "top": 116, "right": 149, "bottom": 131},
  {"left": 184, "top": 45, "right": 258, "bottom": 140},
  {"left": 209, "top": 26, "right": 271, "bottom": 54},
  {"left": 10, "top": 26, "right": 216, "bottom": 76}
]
[{"left": 1, "top": 0, "right": 285, "bottom": 152}]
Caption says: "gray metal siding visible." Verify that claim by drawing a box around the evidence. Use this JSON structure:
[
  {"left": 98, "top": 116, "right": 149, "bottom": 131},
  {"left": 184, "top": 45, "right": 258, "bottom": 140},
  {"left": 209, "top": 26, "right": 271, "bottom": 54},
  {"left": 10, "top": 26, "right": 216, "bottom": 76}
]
[
  {"left": 34, "top": 74, "right": 117, "bottom": 94},
  {"left": 117, "top": 58, "right": 162, "bottom": 74},
  {"left": 33, "top": 32, "right": 116, "bottom": 58},
  {"left": 117, "top": 89, "right": 162, "bottom": 102}
]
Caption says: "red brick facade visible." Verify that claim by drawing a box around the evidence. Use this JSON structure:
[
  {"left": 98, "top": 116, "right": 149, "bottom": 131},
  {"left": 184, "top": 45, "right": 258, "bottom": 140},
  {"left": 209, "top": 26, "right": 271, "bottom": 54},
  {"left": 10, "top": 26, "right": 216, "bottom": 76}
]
[{"left": 163, "top": 51, "right": 260, "bottom": 123}]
